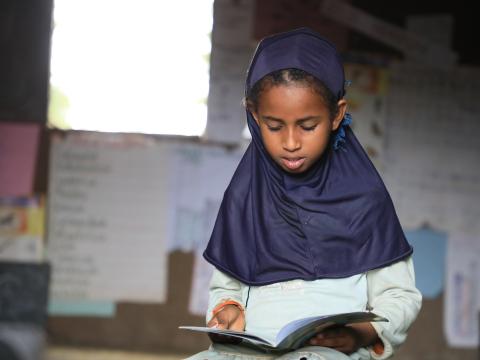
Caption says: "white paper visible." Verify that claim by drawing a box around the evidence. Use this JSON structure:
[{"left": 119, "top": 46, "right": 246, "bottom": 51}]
[
  {"left": 0, "top": 236, "right": 43, "bottom": 262},
  {"left": 0, "top": 197, "right": 44, "bottom": 262},
  {"left": 165, "top": 143, "right": 207, "bottom": 252},
  {"left": 164, "top": 144, "right": 243, "bottom": 315},
  {"left": 167, "top": 144, "right": 243, "bottom": 253},
  {"left": 445, "top": 232, "right": 480, "bottom": 347},
  {"left": 47, "top": 132, "right": 169, "bottom": 303},
  {"left": 383, "top": 64, "right": 480, "bottom": 235}
]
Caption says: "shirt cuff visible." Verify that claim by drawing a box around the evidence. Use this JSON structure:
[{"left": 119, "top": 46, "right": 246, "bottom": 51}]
[{"left": 369, "top": 321, "right": 394, "bottom": 359}]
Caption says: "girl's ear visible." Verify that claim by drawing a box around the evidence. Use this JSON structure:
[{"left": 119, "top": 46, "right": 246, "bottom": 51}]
[{"left": 332, "top": 99, "right": 347, "bottom": 131}]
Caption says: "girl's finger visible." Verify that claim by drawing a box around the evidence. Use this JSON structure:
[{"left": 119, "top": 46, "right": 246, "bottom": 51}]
[
  {"left": 321, "top": 326, "right": 346, "bottom": 338},
  {"left": 207, "top": 318, "right": 218, "bottom": 328},
  {"left": 229, "top": 316, "right": 245, "bottom": 331},
  {"left": 308, "top": 333, "right": 324, "bottom": 345},
  {"left": 214, "top": 312, "right": 231, "bottom": 329},
  {"left": 313, "top": 337, "right": 344, "bottom": 348}
]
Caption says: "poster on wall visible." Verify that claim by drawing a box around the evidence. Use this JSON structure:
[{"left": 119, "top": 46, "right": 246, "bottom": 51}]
[{"left": 47, "top": 132, "right": 170, "bottom": 303}]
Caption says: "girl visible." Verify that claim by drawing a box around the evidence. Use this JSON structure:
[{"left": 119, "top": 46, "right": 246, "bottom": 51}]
[{"left": 187, "top": 28, "right": 421, "bottom": 360}]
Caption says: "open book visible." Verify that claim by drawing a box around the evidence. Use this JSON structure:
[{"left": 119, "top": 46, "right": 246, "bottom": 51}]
[{"left": 180, "top": 311, "right": 387, "bottom": 351}]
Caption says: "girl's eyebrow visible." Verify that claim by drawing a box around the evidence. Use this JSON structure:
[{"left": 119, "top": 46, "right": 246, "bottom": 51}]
[{"left": 261, "top": 115, "right": 321, "bottom": 123}]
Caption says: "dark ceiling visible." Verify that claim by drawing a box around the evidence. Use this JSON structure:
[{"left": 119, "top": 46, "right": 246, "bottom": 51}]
[{"left": 352, "top": 1, "right": 477, "bottom": 65}]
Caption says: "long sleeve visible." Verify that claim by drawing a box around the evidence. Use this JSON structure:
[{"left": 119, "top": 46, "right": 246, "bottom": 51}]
[
  {"left": 366, "top": 256, "right": 422, "bottom": 359},
  {"left": 205, "top": 268, "right": 247, "bottom": 324}
]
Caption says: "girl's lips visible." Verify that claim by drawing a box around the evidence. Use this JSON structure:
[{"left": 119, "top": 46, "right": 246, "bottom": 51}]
[{"left": 281, "top": 157, "right": 305, "bottom": 170}]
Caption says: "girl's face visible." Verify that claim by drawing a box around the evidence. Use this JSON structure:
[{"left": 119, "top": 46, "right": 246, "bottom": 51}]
[{"left": 251, "top": 84, "right": 346, "bottom": 174}]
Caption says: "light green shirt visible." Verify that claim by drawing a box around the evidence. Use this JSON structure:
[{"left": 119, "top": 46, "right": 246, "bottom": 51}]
[{"left": 206, "top": 256, "right": 422, "bottom": 359}]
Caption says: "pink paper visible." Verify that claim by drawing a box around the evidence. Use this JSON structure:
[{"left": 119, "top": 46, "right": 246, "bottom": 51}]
[{"left": 0, "top": 122, "right": 40, "bottom": 196}]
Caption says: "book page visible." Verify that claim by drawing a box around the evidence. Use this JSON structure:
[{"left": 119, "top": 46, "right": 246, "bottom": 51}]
[
  {"left": 178, "top": 326, "right": 273, "bottom": 346},
  {"left": 276, "top": 312, "right": 387, "bottom": 350}
]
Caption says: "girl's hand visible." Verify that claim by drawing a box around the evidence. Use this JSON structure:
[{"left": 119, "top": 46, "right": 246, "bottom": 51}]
[
  {"left": 207, "top": 304, "right": 245, "bottom": 344},
  {"left": 307, "top": 323, "right": 379, "bottom": 354}
]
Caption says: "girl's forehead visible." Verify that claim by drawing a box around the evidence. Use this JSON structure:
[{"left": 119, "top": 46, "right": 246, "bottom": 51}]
[
  {"left": 257, "top": 85, "right": 330, "bottom": 111},
  {"left": 258, "top": 80, "right": 330, "bottom": 103},
  {"left": 261, "top": 82, "right": 320, "bottom": 98}
]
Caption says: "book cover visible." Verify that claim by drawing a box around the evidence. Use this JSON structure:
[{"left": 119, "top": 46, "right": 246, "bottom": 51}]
[{"left": 180, "top": 311, "right": 388, "bottom": 351}]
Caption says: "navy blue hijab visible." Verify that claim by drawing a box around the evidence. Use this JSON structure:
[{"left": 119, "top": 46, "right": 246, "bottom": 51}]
[{"left": 204, "top": 28, "right": 412, "bottom": 286}]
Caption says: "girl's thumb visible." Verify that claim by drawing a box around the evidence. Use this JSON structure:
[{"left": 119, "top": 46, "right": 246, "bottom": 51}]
[
  {"left": 207, "top": 320, "right": 218, "bottom": 328},
  {"left": 207, "top": 316, "right": 227, "bottom": 329}
]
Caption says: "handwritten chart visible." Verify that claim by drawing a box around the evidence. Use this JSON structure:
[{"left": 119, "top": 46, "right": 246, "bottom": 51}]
[{"left": 47, "top": 133, "right": 169, "bottom": 303}]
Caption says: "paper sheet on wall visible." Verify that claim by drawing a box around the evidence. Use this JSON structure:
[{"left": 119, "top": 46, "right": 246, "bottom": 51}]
[
  {"left": 0, "top": 196, "right": 44, "bottom": 262},
  {"left": 47, "top": 132, "right": 169, "bottom": 303},
  {"left": 0, "top": 122, "right": 40, "bottom": 197},
  {"left": 165, "top": 144, "right": 205, "bottom": 252},
  {"left": 383, "top": 64, "right": 480, "bottom": 235},
  {"left": 344, "top": 63, "right": 388, "bottom": 171},
  {"left": 165, "top": 143, "right": 243, "bottom": 315},
  {"left": 166, "top": 144, "right": 243, "bottom": 253},
  {"left": 444, "top": 232, "right": 480, "bottom": 348},
  {"left": 405, "top": 229, "right": 446, "bottom": 299}
]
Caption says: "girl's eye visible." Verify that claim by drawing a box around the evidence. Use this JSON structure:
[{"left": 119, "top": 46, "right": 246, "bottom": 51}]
[
  {"left": 267, "top": 125, "right": 282, "bottom": 132},
  {"left": 301, "top": 125, "right": 317, "bottom": 131}
]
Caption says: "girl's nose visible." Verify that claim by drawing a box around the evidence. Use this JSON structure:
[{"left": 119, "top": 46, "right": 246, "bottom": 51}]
[{"left": 282, "top": 129, "right": 301, "bottom": 152}]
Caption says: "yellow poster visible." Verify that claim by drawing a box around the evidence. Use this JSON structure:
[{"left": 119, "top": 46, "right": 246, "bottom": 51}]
[{"left": 0, "top": 196, "right": 45, "bottom": 262}]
